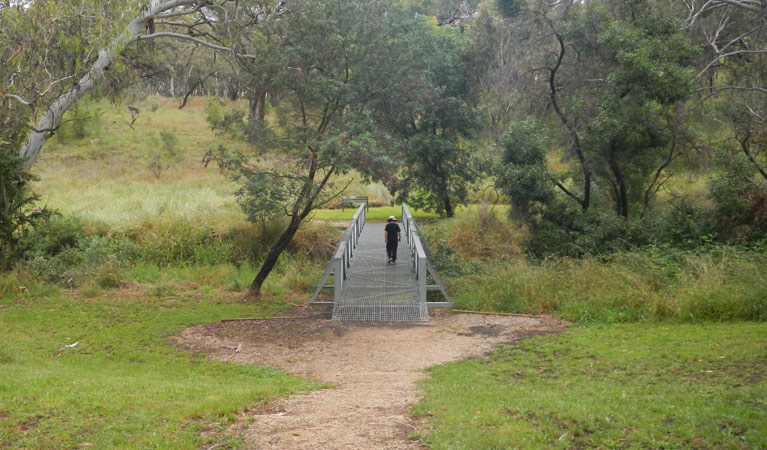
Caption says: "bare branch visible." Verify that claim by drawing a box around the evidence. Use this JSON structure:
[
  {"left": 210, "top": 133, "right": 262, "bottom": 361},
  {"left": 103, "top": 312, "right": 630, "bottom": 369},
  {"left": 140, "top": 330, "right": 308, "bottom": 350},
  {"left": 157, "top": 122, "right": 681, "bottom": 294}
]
[
  {"left": 154, "top": 2, "right": 205, "bottom": 19},
  {"left": 715, "top": 0, "right": 764, "bottom": 13},
  {"left": 132, "top": 32, "right": 255, "bottom": 58},
  {"left": 685, "top": 0, "right": 766, "bottom": 28},
  {"left": 1, "top": 93, "right": 32, "bottom": 106},
  {"left": 39, "top": 75, "right": 75, "bottom": 97},
  {"left": 697, "top": 49, "right": 767, "bottom": 78},
  {"left": 698, "top": 85, "right": 767, "bottom": 96}
]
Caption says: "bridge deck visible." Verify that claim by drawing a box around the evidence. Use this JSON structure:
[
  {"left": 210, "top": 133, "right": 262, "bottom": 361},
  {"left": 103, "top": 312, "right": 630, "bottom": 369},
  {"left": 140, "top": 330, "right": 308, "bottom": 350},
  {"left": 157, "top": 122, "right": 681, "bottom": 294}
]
[{"left": 332, "top": 222, "right": 428, "bottom": 322}]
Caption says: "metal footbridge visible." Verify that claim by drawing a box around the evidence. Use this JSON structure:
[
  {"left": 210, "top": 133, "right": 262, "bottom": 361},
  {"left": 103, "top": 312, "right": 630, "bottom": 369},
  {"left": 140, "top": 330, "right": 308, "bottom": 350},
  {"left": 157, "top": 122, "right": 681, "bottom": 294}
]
[{"left": 309, "top": 204, "right": 452, "bottom": 322}]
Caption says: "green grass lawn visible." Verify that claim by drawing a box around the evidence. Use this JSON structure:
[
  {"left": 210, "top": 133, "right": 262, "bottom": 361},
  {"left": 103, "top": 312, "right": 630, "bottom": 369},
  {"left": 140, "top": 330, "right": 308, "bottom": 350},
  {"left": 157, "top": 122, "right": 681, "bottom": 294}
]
[
  {"left": 415, "top": 322, "right": 767, "bottom": 449},
  {"left": 0, "top": 284, "right": 320, "bottom": 448},
  {"left": 310, "top": 203, "right": 508, "bottom": 222},
  {"left": 310, "top": 205, "right": 440, "bottom": 222}
]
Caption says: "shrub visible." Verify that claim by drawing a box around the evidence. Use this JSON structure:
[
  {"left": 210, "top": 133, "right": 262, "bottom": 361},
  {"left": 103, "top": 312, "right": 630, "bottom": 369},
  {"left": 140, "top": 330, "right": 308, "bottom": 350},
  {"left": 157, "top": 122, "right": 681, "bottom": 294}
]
[
  {"left": 706, "top": 147, "right": 767, "bottom": 242},
  {"left": 289, "top": 223, "right": 340, "bottom": 260},
  {"left": 0, "top": 151, "right": 37, "bottom": 270},
  {"left": 159, "top": 130, "right": 179, "bottom": 157},
  {"left": 446, "top": 205, "right": 521, "bottom": 260},
  {"left": 495, "top": 120, "right": 555, "bottom": 222},
  {"left": 205, "top": 100, "right": 223, "bottom": 130},
  {"left": 18, "top": 214, "right": 87, "bottom": 260}
]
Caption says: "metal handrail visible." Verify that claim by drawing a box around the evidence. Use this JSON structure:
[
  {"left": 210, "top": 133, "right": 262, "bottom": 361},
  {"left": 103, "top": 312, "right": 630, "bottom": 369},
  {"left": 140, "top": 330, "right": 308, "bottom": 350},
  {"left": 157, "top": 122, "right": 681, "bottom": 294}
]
[
  {"left": 401, "top": 203, "right": 451, "bottom": 305},
  {"left": 402, "top": 203, "right": 427, "bottom": 301},
  {"left": 310, "top": 204, "right": 366, "bottom": 304},
  {"left": 330, "top": 204, "right": 366, "bottom": 302}
]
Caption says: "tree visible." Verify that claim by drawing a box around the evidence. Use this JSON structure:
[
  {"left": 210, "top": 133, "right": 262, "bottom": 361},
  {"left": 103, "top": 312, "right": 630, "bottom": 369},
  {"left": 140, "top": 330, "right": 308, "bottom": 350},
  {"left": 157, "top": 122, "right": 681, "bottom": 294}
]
[
  {"left": 0, "top": 0, "right": 267, "bottom": 169},
  {"left": 486, "top": 0, "right": 696, "bottom": 219},
  {"left": 210, "top": 0, "right": 435, "bottom": 296},
  {"left": 495, "top": 119, "right": 555, "bottom": 221},
  {"left": 386, "top": 25, "right": 480, "bottom": 218}
]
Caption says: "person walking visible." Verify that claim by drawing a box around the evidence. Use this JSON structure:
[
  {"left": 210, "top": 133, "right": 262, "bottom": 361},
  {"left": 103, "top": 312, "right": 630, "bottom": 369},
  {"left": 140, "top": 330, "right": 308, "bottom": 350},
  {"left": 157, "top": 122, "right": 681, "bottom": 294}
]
[{"left": 384, "top": 215, "right": 401, "bottom": 264}]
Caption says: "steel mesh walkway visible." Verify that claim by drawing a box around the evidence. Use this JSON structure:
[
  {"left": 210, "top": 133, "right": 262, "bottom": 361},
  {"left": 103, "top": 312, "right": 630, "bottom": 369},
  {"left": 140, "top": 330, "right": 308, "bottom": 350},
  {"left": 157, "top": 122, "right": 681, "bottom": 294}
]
[{"left": 332, "top": 222, "right": 428, "bottom": 322}]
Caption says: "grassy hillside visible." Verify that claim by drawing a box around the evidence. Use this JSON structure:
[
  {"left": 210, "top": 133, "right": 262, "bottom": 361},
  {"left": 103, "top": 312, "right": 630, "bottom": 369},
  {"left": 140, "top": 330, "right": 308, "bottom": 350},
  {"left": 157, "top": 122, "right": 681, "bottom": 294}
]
[{"left": 31, "top": 96, "right": 399, "bottom": 231}]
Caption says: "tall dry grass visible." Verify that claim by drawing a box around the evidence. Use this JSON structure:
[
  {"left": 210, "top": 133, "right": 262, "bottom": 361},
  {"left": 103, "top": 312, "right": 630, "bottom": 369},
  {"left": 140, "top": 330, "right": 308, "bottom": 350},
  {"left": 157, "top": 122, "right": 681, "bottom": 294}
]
[{"left": 447, "top": 250, "right": 767, "bottom": 323}]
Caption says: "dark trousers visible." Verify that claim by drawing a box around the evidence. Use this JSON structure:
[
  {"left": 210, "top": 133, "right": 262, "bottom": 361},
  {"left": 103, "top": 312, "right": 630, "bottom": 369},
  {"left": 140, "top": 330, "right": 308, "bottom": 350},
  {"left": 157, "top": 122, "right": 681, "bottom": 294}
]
[{"left": 386, "top": 241, "right": 398, "bottom": 262}]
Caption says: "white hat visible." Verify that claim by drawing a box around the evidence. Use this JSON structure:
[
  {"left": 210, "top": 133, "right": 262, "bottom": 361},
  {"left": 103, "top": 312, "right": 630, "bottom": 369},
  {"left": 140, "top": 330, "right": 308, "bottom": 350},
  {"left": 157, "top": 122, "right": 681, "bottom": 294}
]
[{"left": 387, "top": 216, "right": 396, "bottom": 221}]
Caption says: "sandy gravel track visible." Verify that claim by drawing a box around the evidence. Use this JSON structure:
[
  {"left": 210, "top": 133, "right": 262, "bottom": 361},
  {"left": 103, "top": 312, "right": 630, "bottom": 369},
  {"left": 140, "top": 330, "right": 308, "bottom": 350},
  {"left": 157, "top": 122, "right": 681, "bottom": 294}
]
[{"left": 174, "top": 308, "right": 564, "bottom": 449}]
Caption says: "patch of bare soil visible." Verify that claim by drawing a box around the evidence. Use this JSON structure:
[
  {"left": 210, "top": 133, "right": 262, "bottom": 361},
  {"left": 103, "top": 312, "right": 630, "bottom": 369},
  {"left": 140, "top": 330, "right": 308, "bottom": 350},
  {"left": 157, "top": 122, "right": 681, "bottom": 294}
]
[{"left": 173, "top": 307, "right": 564, "bottom": 449}]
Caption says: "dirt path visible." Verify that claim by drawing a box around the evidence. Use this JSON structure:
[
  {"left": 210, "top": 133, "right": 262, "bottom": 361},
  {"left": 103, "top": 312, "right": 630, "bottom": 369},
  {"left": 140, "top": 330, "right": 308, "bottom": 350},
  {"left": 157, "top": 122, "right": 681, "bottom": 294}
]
[{"left": 174, "top": 308, "right": 564, "bottom": 449}]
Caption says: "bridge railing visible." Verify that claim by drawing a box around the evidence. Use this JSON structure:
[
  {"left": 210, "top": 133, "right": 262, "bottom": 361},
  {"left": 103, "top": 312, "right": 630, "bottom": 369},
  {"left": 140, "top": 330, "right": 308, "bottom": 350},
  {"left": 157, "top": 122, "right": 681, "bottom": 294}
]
[
  {"left": 331, "top": 204, "right": 366, "bottom": 302},
  {"left": 402, "top": 203, "right": 427, "bottom": 302}
]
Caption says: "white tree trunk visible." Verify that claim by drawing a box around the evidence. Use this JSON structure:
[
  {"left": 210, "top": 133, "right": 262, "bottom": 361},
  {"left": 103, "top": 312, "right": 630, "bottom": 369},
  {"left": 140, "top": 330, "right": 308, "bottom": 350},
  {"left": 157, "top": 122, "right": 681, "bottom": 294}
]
[{"left": 18, "top": 0, "right": 200, "bottom": 169}]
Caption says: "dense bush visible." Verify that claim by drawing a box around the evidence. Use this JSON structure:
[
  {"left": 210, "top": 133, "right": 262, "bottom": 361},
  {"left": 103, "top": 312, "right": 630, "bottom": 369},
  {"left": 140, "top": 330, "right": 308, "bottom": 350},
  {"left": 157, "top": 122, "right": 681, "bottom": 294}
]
[
  {"left": 0, "top": 151, "right": 37, "bottom": 270},
  {"left": 520, "top": 199, "right": 660, "bottom": 258},
  {"left": 707, "top": 149, "right": 767, "bottom": 242}
]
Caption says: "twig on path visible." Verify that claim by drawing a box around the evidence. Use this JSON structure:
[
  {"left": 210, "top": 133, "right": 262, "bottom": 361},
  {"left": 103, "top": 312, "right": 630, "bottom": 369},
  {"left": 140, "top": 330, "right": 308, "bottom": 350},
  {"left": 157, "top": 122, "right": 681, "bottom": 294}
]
[
  {"left": 221, "top": 344, "right": 243, "bottom": 352},
  {"left": 451, "top": 309, "right": 543, "bottom": 318},
  {"left": 220, "top": 315, "right": 324, "bottom": 322}
]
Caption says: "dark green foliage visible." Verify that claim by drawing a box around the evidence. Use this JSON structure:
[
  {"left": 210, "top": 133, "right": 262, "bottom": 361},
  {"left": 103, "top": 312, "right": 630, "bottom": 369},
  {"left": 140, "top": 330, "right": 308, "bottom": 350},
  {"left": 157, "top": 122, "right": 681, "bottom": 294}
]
[
  {"left": 18, "top": 214, "right": 87, "bottom": 260},
  {"left": 396, "top": 134, "right": 480, "bottom": 218},
  {"left": 566, "top": 3, "right": 697, "bottom": 218},
  {"left": 387, "top": 27, "right": 481, "bottom": 217},
  {"left": 495, "top": 0, "right": 522, "bottom": 18},
  {"left": 496, "top": 120, "right": 555, "bottom": 221},
  {"left": 0, "top": 151, "right": 37, "bottom": 270},
  {"left": 18, "top": 215, "right": 134, "bottom": 285},
  {"left": 15, "top": 215, "right": 242, "bottom": 285},
  {"left": 523, "top": 202, "right": 631, "bottom": 258},
  {"left": 709, "top": 149, "right": 767, "bottom": 241}
]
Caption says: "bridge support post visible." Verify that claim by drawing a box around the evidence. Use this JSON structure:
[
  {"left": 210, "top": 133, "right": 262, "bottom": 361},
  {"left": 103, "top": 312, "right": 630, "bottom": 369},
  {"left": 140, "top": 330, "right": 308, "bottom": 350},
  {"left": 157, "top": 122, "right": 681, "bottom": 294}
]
[
  {"left": 416, "top": 249, "right": 426, "bottom": 302},
  {"left": 333, "top": 242, "right": 346, "bottom": 303}
]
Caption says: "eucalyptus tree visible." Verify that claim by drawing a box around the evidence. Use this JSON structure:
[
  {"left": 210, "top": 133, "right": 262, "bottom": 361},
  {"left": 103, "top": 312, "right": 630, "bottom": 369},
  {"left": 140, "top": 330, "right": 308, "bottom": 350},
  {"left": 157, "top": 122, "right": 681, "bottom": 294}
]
[
  {"left": 683, "top": 0, "right": 767, "bottom": 206},
  {"left": 490, "top": 0, "right": 697, "bottom": 219},
  {"left": 0, "top": 0, "right": 273, "bottom": 169}
]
